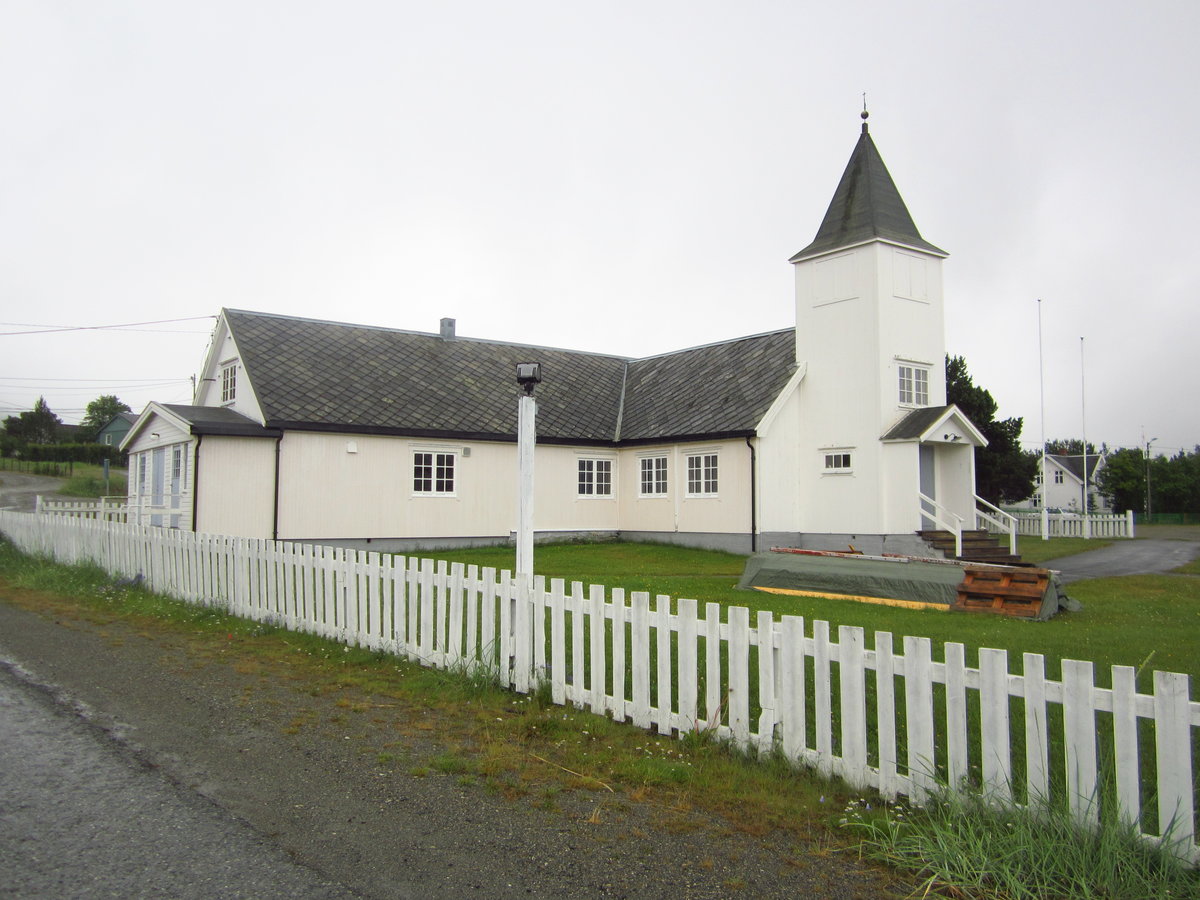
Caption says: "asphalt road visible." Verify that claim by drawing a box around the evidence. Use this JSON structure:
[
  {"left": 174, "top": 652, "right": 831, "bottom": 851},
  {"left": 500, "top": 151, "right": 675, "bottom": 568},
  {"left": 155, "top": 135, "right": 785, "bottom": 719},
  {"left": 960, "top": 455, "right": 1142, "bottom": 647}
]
[
  {"left": 1041, "top": 538, "right": 1200, "bottom": 583},
  {"left": 0, "top": 661, "right": 356, "bottom": 900}
]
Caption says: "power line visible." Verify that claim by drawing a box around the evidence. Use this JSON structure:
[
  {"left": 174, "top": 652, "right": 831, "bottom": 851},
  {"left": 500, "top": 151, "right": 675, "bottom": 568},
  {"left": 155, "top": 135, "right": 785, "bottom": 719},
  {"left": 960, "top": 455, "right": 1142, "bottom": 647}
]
[
  {"left": 0, "top": 316, "right": 215, "bottom": 336},
  {"left": 0, "top": 376, "right": 187, "bottom": 383}
]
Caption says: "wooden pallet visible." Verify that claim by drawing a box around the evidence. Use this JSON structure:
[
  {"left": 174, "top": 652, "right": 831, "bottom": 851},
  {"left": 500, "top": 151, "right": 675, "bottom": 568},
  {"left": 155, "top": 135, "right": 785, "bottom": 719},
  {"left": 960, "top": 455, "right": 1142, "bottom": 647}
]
[{"left": 953, "top": 567, "right": 1051, "bottom": 617}]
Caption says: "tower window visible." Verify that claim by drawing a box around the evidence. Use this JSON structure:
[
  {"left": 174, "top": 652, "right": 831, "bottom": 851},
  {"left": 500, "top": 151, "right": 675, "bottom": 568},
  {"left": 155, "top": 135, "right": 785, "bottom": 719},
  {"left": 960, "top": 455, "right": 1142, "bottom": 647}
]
[{"left": 898, "top": 365, "right": 929, "bottom": 406}]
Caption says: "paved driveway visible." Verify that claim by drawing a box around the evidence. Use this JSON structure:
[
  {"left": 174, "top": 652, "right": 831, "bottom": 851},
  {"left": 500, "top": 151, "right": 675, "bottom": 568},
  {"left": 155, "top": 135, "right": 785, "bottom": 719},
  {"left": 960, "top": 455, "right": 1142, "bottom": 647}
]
[{"left": 1042, "top": 539, "right": 1200, "bottom": 583}]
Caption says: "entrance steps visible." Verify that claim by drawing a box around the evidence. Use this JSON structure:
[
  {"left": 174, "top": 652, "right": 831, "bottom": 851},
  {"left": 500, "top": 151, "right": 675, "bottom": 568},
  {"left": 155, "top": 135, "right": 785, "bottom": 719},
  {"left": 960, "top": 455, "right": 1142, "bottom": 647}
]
[{"left": 917, "top": 529, "right": 1026, "bottom": 567}]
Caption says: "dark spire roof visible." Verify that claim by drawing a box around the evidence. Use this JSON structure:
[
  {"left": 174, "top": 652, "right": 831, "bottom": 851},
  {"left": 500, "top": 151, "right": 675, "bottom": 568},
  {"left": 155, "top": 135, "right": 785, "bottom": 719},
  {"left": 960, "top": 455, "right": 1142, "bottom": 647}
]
[{"left": 790, "top": 117, "right": 946, "bottom": 263}]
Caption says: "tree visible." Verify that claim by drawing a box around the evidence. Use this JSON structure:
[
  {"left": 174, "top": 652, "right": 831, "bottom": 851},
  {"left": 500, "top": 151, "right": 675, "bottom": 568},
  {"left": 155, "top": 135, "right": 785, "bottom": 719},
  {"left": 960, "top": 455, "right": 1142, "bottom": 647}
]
[
  {"left": 1045, "top": 438, "right": 1102, "bottom": 456},
  {"left": 945, "top": 355, "right": 1037, "bottom": 505},
  {"left": 78, "top": 395, "right": 132, "bottom": 443},
  {"left": 2, "top": 397, "right": 62, "bottom": 445},
  {"left": 1095, "top": 447, "right": 1146, "bottom": 513}
]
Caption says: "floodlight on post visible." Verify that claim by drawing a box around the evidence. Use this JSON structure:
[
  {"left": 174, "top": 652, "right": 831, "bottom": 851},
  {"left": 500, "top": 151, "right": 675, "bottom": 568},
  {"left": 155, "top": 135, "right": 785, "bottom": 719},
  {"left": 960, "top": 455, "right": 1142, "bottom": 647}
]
[{"left": 516, "top": 362, "right": 542, "bottom": 396}]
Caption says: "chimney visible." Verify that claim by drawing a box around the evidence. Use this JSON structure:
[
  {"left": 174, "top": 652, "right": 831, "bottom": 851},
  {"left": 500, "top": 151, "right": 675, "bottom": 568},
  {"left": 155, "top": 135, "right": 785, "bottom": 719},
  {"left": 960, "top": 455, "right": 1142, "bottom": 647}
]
[{"left": 439, "top": 317, "right": 456, "bottom": 340}]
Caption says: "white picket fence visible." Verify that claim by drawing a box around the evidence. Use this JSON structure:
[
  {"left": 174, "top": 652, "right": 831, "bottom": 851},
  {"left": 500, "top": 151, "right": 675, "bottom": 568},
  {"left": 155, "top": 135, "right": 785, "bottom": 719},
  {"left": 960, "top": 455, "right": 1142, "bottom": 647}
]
[
  {"left": 990, "top": 510, "right": 1137, "bottom": 540},
  {"left": 0, "top": 509, "right": 1195, "bottom": 863}
]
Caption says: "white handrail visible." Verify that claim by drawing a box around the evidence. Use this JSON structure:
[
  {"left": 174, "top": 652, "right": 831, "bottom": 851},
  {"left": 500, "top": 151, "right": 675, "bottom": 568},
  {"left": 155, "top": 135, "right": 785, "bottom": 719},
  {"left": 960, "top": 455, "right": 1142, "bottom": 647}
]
[
  {"left": 974, "top": 494, "right": 1017, "bottom": 555},
  {"left": 918, "top": 491, "right": 963, "bottom": 557}
]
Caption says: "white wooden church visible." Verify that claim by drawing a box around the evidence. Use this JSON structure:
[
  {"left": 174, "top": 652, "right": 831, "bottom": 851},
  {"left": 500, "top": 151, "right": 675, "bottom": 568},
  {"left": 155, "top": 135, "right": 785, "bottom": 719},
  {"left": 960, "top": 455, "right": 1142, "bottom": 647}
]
[{"left": 123, "top": 114, "right": 986, "bottom": 555}]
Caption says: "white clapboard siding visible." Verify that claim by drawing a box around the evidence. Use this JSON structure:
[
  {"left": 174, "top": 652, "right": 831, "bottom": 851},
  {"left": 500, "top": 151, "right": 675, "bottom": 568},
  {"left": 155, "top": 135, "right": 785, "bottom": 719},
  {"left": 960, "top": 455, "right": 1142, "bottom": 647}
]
[{"left": 1, "top": 508, "right": 1196, "bottom": 865}]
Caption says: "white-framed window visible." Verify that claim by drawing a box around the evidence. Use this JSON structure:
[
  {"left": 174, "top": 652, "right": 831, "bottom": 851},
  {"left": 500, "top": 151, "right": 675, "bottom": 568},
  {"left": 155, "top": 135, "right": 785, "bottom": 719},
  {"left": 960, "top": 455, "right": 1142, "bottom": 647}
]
[
  {"left": 413, "top": 450, "right": 456, "bottom": 495},
  {"left": 221, "top": 362, "right": 237, "bottom": 403},
  {"left": 1053, "top": 469, "right": 1065, "bottom": 484},
  {"left": 578, "top": 458, "right": 613, "bottom": 497},
  {"left": 639, "top": 456, "right": 668, "bottom": 497},
  {"left": 823, "top": 450, "right": 853, "bottom": 473},
  {"left": 137, "top": 453, "right": 147, "bottom": 495},
  {"left": 1035, "top": 472, "right": 1043, "bottom": 485},
  {"left": 685, "top": 452, "right": 718, "bottom": 497},
  {"left": 104, "top": 434, "right": 113, "bottom": 446},
  {"left": 898, "top": 364, "right": 929, "bottom": 406}
]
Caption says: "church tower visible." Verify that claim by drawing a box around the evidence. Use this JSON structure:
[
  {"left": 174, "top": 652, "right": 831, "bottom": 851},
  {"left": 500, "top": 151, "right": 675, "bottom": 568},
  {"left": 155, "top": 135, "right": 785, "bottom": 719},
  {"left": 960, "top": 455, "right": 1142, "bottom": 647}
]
[{"left": 787, "top": 111, "right": 980, "bottom": 543}]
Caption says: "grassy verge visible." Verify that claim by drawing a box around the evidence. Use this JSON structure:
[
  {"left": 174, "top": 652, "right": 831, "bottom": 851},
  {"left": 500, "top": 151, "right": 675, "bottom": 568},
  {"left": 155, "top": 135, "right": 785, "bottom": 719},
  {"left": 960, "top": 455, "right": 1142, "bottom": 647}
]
[
  {"left": 57, "top": 463, "right": 127, "bottom": 498},
  {"left": 845, "top": 790, "right": 1198, "bottom": 899},
  {"left": 1016, "top": 536, "right": 1111, "bottom": 565}
]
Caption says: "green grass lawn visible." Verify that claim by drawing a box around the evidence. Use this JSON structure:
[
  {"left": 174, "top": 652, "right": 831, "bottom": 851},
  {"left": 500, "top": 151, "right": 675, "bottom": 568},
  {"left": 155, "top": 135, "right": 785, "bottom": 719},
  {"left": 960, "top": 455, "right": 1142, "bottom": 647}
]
[{"left": 418, "top": 540, "right": 1200, "bottom": 686}]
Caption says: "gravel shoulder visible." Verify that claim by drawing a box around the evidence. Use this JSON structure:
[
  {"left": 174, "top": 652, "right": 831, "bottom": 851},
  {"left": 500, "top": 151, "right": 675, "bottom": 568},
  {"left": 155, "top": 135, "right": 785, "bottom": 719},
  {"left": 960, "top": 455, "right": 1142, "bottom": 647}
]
[{"left": 0, "top": 593, "right": 902, "bottom": 899}]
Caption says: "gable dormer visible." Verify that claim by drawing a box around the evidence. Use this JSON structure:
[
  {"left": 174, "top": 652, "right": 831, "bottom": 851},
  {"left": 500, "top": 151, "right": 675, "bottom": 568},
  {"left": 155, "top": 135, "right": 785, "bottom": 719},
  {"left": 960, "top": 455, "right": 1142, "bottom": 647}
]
[{"left": 193, "top": 310, "right": 266, "bottom": 425}]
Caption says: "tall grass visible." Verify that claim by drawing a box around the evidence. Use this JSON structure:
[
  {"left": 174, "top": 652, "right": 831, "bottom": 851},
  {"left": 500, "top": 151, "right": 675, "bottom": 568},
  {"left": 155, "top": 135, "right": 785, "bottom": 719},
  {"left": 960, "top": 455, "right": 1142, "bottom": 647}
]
[{"left": 844, "top": 788, "right": 1199, "bottom": 899}]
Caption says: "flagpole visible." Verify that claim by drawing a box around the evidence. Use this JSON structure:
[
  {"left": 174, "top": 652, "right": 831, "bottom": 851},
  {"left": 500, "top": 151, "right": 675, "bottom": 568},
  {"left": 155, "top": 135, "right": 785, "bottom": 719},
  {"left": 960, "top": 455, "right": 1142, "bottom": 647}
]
[
  {"left": 1081, "top": 336, "right": 1090, "bottom": 538},
  {"left": 1038, "top": 299, "right": 1048, "bottom": 540}
]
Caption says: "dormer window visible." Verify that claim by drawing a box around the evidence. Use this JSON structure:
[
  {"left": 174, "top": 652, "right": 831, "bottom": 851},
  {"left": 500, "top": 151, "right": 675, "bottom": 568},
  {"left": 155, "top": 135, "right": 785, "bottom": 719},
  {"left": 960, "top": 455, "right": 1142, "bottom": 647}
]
[{"left": 221, "top": 362, "right": 237, "bottom": 403}]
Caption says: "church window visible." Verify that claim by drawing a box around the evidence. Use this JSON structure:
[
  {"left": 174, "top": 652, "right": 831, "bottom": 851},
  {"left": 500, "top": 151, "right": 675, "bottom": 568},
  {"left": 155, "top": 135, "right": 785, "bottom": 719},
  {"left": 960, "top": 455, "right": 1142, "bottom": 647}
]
[
  {"left": 639, "top": 456, "right": 668, "bottom": 496},
  {"left": 413, "top": 451, "right": 456, "bottom": 495},
  {"left": 686, "top": 453, "right": 718, "bottom": 497},
  {"left": 578, "top": 458, "right": 613, "bottom": 497}
]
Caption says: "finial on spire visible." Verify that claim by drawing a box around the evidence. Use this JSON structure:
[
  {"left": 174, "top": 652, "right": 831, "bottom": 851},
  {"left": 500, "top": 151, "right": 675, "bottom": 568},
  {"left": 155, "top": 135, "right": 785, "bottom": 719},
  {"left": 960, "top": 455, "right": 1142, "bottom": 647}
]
[{"left": 861, "top": 93, "right": 869, "bottom": 133}]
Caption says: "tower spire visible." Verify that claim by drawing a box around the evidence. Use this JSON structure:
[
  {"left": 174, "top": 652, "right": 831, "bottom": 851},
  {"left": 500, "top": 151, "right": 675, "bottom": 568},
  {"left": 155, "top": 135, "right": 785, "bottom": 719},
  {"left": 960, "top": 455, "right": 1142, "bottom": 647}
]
[{"left": 789, "top": 114, "right": 945, "bottom": 262}]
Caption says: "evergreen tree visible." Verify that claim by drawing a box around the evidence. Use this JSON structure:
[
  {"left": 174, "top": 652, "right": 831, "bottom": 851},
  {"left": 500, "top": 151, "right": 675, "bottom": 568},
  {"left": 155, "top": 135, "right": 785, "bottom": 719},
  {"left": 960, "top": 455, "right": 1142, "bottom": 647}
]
[
  {"left": 945, "top": 355, "right": 1037, "bottom": 505},
  {"left": 2, "top": 397, "right": 62, "bottom": 445}
]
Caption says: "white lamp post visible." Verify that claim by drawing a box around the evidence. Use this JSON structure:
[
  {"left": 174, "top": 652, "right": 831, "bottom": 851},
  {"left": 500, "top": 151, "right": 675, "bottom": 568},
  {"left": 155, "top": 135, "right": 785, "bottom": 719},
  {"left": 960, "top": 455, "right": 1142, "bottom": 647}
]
[{"left": 515, "top": 362, "right": 542, "bottom": 578}]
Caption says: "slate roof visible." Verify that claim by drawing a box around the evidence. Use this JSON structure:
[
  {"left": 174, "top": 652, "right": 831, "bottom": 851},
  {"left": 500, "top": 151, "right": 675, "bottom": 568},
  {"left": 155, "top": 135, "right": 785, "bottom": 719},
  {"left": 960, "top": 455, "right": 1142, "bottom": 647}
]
[
  {"left": 1050, "top": 454, "right": 1102, "bottom": 482},
  {"left": 790, "top": 123, "right": 946, "bottom": 263},
  {"left": 880, "top": 405, "right": 955, "bottom": 441},
  {"left": 221, "top": 310, "right": 797, "bottom": 446},
  {"left": 162, "top": 404, "right": 280, "bottom": 438}
]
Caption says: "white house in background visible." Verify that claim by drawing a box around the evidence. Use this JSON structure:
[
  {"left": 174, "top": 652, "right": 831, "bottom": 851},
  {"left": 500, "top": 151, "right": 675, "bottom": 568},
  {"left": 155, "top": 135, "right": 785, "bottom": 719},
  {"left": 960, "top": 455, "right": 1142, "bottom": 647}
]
[
  {"left": 1014, "top": 453, "right": 1110, "bottom": 513},
  {"left": 122, "top": 114, "right": 986, "bottom": 555}
]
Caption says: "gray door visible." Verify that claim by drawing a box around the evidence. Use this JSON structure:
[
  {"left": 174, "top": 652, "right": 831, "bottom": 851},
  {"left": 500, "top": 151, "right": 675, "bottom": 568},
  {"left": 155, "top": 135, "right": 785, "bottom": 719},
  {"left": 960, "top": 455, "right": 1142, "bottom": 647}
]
[
  {"left": 151, "top": 448, "right": 165, "bottom": 527},
  {"left": 919, "top": 445, "right": 936, "bottom": 530}
]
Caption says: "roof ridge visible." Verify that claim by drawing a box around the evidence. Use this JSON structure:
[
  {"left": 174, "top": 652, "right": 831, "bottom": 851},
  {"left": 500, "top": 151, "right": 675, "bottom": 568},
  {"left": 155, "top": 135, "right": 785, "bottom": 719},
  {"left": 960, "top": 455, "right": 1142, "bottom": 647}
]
[{"left": 224, "top": 308, "right": 791, "bottom": 365}]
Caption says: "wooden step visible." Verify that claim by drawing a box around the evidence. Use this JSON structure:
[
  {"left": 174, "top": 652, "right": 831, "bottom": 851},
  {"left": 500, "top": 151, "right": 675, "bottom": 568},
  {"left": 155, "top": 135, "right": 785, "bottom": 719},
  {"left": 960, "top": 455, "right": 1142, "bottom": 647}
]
[{"left": 917, "top": 529, "right": 1026, "bottom": 566}]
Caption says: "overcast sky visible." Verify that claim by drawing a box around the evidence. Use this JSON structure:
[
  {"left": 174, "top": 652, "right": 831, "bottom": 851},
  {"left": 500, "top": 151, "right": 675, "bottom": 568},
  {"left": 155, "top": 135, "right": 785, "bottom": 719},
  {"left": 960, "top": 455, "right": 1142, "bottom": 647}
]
[{"left": 2, "top": 0, "right": 1196, "bottom": 457}]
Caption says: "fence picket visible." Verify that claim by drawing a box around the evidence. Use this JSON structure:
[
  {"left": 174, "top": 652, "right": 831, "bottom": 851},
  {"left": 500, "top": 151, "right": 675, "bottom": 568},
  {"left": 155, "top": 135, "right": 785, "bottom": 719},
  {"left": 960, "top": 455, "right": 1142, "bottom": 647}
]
[
  {"left": 1062, "top": 659, "right": 1100, "bottom": 827},
  {"left": 903, "top": 635, "right": 935, "bottom": 800},
  {"left": 980, "top": 648, "right": 1013, "bottom": 802},
  {"left": 839, "top": 625, "right": 867, "bottom": 789},
  {"left": 569, "top": 582, "right": 585, "bottom": 708},
  {"left": 655, "top": 595, "right": 672, "bottom": 735},
  {"left": 1154, "top": 670, "right": 1196, "bottom": 857},
  {"left": 676, "top": 599, "right": 698, "bottom": 735},
  {"left": 550, "top": 578, "right": 566, "bottom": 705},
  {"left": 873, "top": 630, "right": 898, "bottom": 797},
  {"left": 588, "top": 585, "right": 607, "bottom": 716},
  {"left": 757, "top": 611, "right": 777, "bottom": 755}
]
